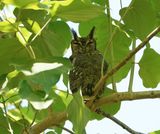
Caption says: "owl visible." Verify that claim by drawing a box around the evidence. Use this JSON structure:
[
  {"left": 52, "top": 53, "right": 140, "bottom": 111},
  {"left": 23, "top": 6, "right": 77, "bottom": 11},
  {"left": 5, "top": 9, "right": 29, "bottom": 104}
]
[{"left": 69, "top": 27, "right": 108, "bottom": 97}]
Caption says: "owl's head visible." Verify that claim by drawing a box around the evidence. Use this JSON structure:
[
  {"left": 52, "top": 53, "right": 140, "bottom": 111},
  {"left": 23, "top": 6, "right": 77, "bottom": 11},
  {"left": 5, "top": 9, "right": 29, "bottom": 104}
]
[{"left": 71, "top": 27, "right": 96, "bottom": 55}]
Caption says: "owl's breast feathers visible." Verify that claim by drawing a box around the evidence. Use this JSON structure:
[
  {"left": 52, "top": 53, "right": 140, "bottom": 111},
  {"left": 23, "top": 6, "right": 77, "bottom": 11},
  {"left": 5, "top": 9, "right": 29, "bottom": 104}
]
[{"left": 69, "top": 51, "right": 108, "bottom": 96}]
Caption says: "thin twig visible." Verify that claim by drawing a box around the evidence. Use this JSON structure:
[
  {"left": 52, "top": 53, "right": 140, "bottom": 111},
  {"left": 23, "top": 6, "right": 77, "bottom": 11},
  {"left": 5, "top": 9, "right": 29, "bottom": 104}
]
[
  {"left": 95, "top": 109, "right": 144, "bottom": 134},
  {"left": 55, "top": 124, "right": 75, "bottom": 134},
  {"left": 120, "top": 0, "right": 123, "bottom": 9},
  {"left": 1, "top": 96, "right": 13, "bottom": 134},
  {"left": 0, "top": 94, "right": 19, "bottom": 103},
  {"left": 128, "top": 39, "right": 136, "bottom": 92},
  {"left": 105, "top": 0, "right": 117, "bottom": 91},
  {"left": 30, "top": 111, "right": 38, "bottom": 127}
]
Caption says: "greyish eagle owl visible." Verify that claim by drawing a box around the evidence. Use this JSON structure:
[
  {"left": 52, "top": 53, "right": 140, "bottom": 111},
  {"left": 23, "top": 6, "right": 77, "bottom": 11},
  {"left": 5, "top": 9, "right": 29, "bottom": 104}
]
[{"left": 69, "top": 27, "right": 108, "bottom": 97}]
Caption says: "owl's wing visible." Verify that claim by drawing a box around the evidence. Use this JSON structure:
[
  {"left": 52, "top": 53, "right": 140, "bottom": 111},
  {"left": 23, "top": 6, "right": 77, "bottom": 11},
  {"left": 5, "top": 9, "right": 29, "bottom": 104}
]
[{"left": 69, "top": 67, "right": 82, "bottom": 93}]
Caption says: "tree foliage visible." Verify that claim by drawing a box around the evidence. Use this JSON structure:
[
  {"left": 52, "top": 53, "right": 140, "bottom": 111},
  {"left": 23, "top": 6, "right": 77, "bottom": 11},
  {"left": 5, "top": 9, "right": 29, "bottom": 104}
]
[{"left": 0, "top": 0, "right": 160, "bottom": 133}]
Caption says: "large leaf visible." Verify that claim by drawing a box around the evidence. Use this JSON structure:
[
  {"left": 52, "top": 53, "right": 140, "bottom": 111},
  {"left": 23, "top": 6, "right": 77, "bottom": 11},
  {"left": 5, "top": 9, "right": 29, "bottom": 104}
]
[
  {"left": 79, "top": 14, "right": 132, "bottom": 83},
  {"left": 19, "top": 69, "right": 60, "bottom": 100},
  {"left": 90, "top": 88, "right": 121, "bottom": 120},
  {"left": 67, "top": 91, "right": 90, "bottom": 134},
  {"left": 19, "top": 80, "right": 46, "bottom": 101},
  {"left": 14, "top": 8, "right": 49, "bottom": 27},
  {"left": 19, "top": 57, "right": 71, "bottom": 100},
  {"left": 0, "top": 108, "right": 9, "bottom": 133},
  {"left": 50, "top": 0, "right": 104, "bottom": 22},
  {"left": 139, "top": 48, "right": 160, "bottom": 88},
  {"left": 0, "top": 38, "right": 29, "bottom": 75},
  {"left": 120, "top": 0, "right": 158, "bottom": 40},
  {"left": 101, "top": 89, "right": 121, "bottom": 114},
  {"left": 31, "top": 21, "right": 71, "bottom": 58}
]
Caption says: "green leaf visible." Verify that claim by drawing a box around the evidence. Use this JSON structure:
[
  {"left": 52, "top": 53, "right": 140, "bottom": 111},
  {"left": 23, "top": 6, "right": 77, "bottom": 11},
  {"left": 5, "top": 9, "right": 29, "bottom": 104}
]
[
  {"left": 150, "top": 0, "right": 160, "bottom": 25},
  {"left": 91, "top": 0, "right": 106, "bottom": 6},
  {"left": 79, "top": 14, "right": 132, "bottom": 83},
  {"left": 120, "top": 0, "right": 158, "bottom": 40},
  {"left": 90, "top": 88, "right": 121, "bottom": 120},
  {"left": 1, "top": 88, "right": 20, "bottom": 104},
  {"left": 31, "top": 89, "right": 66, "bottom": 111},
  {"left": 0, "top": 108, "right": 9, "bottom": 133},
  {"left": 139, "top": 48, "right": 160, "bottom": 88},
  {"left": 18, "top": 57, "right": 71, "bottom": 99},
  {"left": 2, "top": 0, "right": 38, "bottom": 8},
  {"left": 150, "top": 130, "right": 160, "bottom": 134},
  {"left": 67, "top": 91, "right": 90, "bottom": 134},
  {"left": 58, "top": 90, "right": 73, "bottom": 108},
  {"left": 32, "top": 21, "right": 71, "bottom": 58},
  {"left": 0, "top": 21, "right": 17, "bottom": 32},
  {"left": 101, "top": 89, "right": 121, "bottom": 114},
  {"left": 0, "top": 74, "right": 7, "bottom": 89},
  {"left": 19, "top": 80, "right": 46, "bottom": 101},
  {"left": 0, "top": 38, "right": 29, "bottom": 75},
  {"left": 11, "top": 119, "right": 28, "bottom": 133},
  {"left": 14, "top": 8, "right": 49, "bottom": 27},
  {"left": 50, "top": 0, "right": 104, "bottom": 22}
]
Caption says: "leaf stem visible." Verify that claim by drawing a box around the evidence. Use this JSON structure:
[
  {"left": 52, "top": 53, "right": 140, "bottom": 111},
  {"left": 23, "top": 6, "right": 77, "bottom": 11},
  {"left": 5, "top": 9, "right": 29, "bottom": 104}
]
[
  {"left": 105, "top": 0, "right": 117, "bottom": 91},
  {"left": 1, "top": 96, "right": 13, "bottom": 134},
  {"left": 128, "top": 39, "right": 136, "bottom": 92}
]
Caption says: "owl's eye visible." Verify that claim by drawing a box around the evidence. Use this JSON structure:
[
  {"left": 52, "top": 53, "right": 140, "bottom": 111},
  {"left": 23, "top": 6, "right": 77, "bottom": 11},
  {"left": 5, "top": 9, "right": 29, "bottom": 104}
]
[
  {"left": 86, "top": 40, "right": 94, "bottom": 45},
  {"left": 72, "top": 40, "right": 82, "bottom": 45}
]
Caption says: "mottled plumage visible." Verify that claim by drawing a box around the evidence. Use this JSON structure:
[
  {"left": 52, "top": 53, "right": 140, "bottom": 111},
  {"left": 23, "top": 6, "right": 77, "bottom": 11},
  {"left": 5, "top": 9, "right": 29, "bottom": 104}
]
[{"left": 69, "top": 27, "right": 108, "bottom": 96}]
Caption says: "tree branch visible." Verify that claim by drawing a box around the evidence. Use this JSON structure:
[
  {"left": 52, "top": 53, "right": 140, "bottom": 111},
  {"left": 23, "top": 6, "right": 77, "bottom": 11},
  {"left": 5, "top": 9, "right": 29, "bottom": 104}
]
[
  {"left": 93, "top": 26, "right": 160, "bottom": 99},
  {"left": 95, "top": 109, "right": 144, "bottom": 134},
  {"left": 26, "top": 90, "right": 160, "bottom": 133},
  {"left": 93, "top": 90, "right": 160, "bottom": 110},
  {"left": 28, "top": 112, "right": 67, "bottom": 134}
]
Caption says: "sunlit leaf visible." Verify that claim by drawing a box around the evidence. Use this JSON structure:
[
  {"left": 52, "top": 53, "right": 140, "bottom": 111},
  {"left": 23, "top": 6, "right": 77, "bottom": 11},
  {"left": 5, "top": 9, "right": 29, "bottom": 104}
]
[
  {"left": 0, "top": 21, "right": 17, "bottom": 32},
  {"left": 14, "top": 8, "right": 49, "bottom": 27},
  {"left": 2, "top": 0, "right": 38, "bottom": 8},
  {"left": 50, "top": 0, "right": 104, "bottom": 22},
  {"left": 0, "top": 73, "right": 7, "bottom": 89}
]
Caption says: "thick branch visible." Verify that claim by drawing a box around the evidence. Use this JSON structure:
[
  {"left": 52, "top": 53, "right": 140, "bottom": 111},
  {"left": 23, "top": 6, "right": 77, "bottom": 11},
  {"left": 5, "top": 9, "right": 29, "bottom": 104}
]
[
  {"left": 93, "top": 26, "right": 160, "bottom": 97},
  {"left": 26, "top": 90, "right": 160, "bottom": 133},
  {"left": 93, "top": 90, "right": 160, "bottom": 110},
  {"left": 28, "top": 112, "right": 67, "bottom": 134}
]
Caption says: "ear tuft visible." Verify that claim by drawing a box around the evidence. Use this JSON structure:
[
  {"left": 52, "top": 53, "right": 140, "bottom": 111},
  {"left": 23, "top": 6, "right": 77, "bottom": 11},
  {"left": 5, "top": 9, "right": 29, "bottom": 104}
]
[
  {"left": 88, "top": 26, "right": 95, "bottom": 39},
  {"left": 71, "top": 29, "right": 78, "bottom": 40}
]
